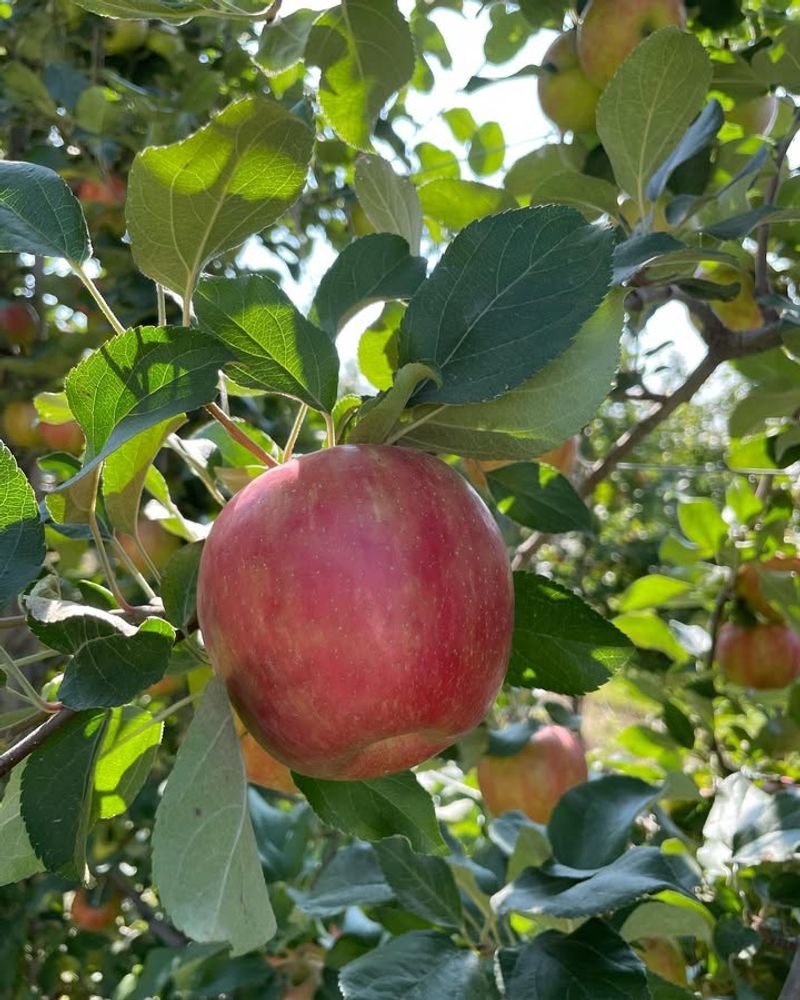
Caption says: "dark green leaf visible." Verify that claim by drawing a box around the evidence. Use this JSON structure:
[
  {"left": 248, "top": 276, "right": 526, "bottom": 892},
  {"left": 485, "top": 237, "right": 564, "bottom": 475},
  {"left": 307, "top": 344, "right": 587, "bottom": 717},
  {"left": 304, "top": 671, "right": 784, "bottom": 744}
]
[
  {"left": 508, "top": 573, "right": 634, "bottom": 695},
  {"left": 299, "top": 842, "right": 394, "bottom": 916},
  {"left": 374, "top": 836, "right": 462, "bottom": 927},
  {"left": 293, "top": 771, "right": 445, "bottom": 854},
  {"left": 71, "top": 0, "right": 234, "bottom": 21},
  {"left": 488, "top": 462, "right": 591, "bottom": 534},
  {"left": 613, "top": 233, "right": 686, "bottom": 285},
  {"left": 647, "top": 100, "right": 724, "bottom": 202},
  {"left": 0, "top": 444, "right": 45, "bottom": 606},
  {"left": 161, "top": 542, "right": 204, "bottom": 632},
  {"left": 0, "top": 160, "right": 90, "bottom": 262},
  {"left": 248, "top": 791, "right": 313, "bottom": 883},
  {"left": 195, "top": 275, "right": 339, "bottom": 412},
  {"left": 548, "top": 776, "right": 661, "bottom": 869},
  {"left": 254, "top": 9, "right": 317, "bottom": 76},
  {"left": 663, "top": 701, "right": 695, "bottom": 749},
  {"left": 398, "top": 206, "right": 614, "bottom": 405},
  {"left": 311, "top": 234, "right": 427, "bottom": 339},
  {"left": 20, "top": 709, "right": 108, "bottom": 879}
]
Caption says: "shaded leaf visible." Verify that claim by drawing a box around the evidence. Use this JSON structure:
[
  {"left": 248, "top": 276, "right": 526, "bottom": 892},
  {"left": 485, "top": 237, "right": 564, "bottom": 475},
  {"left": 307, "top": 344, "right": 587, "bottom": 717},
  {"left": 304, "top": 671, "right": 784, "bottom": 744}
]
[
  {"left": 0, "top": 443, "right": 45, "bottom": 606},
  {"left": 0, "top": 763, "right": 44, "bottom": 887},
  {"left": 299, "top": 842, "right": 393, "bottom": 916},
  {"left": 355, "top": 155, "right": 423, "bottom": 253},
  {"left": 488, "top": 462, "right": 591, "bottom": 534},
  {"left": 0, "top": 160, "right": 90, "bottom": 262},
  {"left": 374, "top": 836, "right": 462, "bottom": 927}
]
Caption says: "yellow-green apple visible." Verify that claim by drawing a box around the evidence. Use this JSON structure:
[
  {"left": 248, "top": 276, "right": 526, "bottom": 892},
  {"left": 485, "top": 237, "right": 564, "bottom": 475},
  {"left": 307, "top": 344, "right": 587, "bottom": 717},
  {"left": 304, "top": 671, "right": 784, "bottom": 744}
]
[
  {"left": 477, "top": 724, "right": 588, "bottom": 823},
  {"left": 727, "top": 94, "right": 778, "bottom": 136},
  {"left": 637, "top": 938, "right": 688, "bottom": 986},
  {"left": 77, "top": 176, "right": 126, "bottom": 207},
  {"left": 619, "top": 197, "right": 671, "bottom": 233},
  {"left": 716, "top": 621, "right": 800, "bottom": 689},
  {"left": 104, "top": 19, "right": 148, "bottom": 54},
  {"left": 736, "top": 556, "right": 800, "bottom": 623},
  {"left": 351, "top": 201, "right": 377, "bottom": 236},
  {"left": 537, "top": 31, "right": 601, "bottom": 135},
  {"left": 693, "top": 262, "right": 764, "bottom": 331},
  {"left": 578, "top": 0, "right": 687, "bottom": 88},
  {"left": 235, "top": 715, "right": 298, "bottom": 794},
  {"left": 118, "top": 518, "right": 182, "bottom": 573},
  {"left": 69, "top": 888, "right": 121, "bottom": 932},
  {"left": 2, "top": 401, "right": 42, "bottom": 449},
  {"left": 197, "top": 444, "right": 514, "bottom": 780},
  {"left": 0, "top": 301, "right": 38, "bottom": 351},
  {"left": 39, "top": 419, "right": 84, "bottom": 454}
]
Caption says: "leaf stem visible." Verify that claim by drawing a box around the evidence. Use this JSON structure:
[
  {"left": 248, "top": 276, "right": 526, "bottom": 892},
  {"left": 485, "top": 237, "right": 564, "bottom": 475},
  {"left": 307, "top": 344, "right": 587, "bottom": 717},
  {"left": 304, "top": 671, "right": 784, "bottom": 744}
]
[
  {"left": 0, "top": 646, "right": 62, "bottom": 714},
  {"left": 156, "top": 283, "right": 167, "bottom": 327},
  {"left": 110, "top": 535, "right": 159, "bottom": 598},
  {"left": 205, "top": 402, "right": 278, "bottom": 468},
  {"left": 75, "top": 265, "right": 126, "bottom": 336},
  {"left": 283, "top": 403, "right": 308, "bottom": 462}
]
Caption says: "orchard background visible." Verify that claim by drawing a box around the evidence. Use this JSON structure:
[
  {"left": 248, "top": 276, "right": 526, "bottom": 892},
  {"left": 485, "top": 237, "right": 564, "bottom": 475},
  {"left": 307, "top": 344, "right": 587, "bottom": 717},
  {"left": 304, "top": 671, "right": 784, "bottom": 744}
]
[{"left": 1, "top": 0, "right": 800, "bottom": 997}]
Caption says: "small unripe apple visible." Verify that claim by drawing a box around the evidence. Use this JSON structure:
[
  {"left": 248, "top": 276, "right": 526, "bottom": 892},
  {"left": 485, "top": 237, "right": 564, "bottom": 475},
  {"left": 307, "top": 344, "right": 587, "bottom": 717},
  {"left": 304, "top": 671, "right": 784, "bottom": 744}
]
[
  {"left": 234, "top": 715, "right": 298, "bottom": 794},
  {"left": 351, "top": 202, "right": 376, "bottom": 236},
  {"left": 77, "top": 176, "right": 126, "bottom": 207},
  {"left": 735, "top": 557, "right": 800, "bottom": 623},
  {"left": 578, "top": 0, "right": 687, "bottom": 88},
  {"left": 118, "top": 518, "right": 182, "bottom": 573},
  {"left": 716, "top": 621, "right": 800, "bottom": 690},
  {"left": 538, "top": 31, "right": 601, "bottom": 135},
  {"left": 69, "top": 887, "right": 121, "bottom": 932},
  {"left": 0, "top": 301, "right": 38, "bottom": 351},
  {"left": 104, "top": 19, "right": 148, "bottom": 55},
  {"left": 477, "top": 724, "right": 588, "bottom": 823},
  {"left": 637, "top": 938, "right": 688, "bottom": 986},
  {"left": 197, "top": 444, "right": 514, "bottom": 780},
  {"left": 727, "top": 94, "right": 778, "bottom": 136},
  {"left": 2, "top": 401, "right": 41, "bottom": 449},
  {"left": 693, "top": 263, "right": 764, "bottom": 332},
  {"left": 39, "top": 419, "right": 84, "bottom": 455}
]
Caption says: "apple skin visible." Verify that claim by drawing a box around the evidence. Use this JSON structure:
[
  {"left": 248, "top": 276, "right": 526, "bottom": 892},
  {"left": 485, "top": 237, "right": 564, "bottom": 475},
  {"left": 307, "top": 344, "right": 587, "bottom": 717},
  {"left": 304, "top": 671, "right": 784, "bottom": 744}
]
[
  {"left": 716, "top": 621, "right": 800, "bottom": 690},
  {"left": 728, "top": 94, "right": 778, "bottom": 136},
  {"left": 197, "top": 444, "right": 514, "bottom": 780},
  {"left": 2, "top": 401, "right": 42, "bottom": 449},
  {"left": 693, "top": 263, "right": 764, "bottom": 332},
  {"left": 235, "top": 715, "right": 298, "bottom": 794},
  {"left": 736, "top": 557, "right": 800, "bottom": 622},
  {"left": 637, "top": 938, "right": 687, "bottom": 986},
  {"left": 578, "top": 0, "right": 687, "bottom": 88},
  {"left": 69, "top": 888, "right": 121, "bottom": 932},
  {"left": 77, "top": 176, "right": 126, "bottom": 207},
  {"left": 119, "top": 518, "right": 182, "bottom": 573},
  {"left": 39, "top": 419, "right": 84, "bottom": 455},
  {"left": 538, "top": 31, "right": 601, "bottom": 135},
  {"left": 0, "top": 301, "right": 38, "bottom": 350},
  {"left": 477, "top": 725, "right": 588, "bottom": 823}
]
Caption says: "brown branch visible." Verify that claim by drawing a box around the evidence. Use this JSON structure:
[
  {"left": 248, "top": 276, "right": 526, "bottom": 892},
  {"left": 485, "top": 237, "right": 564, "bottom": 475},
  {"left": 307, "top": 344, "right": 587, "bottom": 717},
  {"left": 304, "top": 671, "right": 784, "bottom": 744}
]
[
  {"left": 0, "top": 708, "right": 75, "bottom": 779},
  {"left": 204, "top": 403, "right": 278, "bottom": 468},
  {"left": 756, "top": 104, "right": 800, "bottom": 303},
  {"left": 779, "top": 940, "right": 800, "bottom": 1000},
  {"left": 0, "top": 615, "right": 27, "bottom": 631},
  {"left": 108, "top": 871, "right": 188, "bottom": 948}
]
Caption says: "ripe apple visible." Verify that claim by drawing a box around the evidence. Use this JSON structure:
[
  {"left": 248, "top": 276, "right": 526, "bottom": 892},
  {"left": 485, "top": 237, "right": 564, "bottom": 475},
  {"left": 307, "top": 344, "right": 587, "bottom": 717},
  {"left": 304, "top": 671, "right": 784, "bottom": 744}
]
[
  {"left": 538, "top": 31, "right": 601, "bottom": 135},
  {"left": 476, "top": 724, "right": 588, "bottom": 823},
  {"left": 2, "top": 401, "right": 41, "bottom": 449},
  {"left": 77, "top": 176, "right": 126, "bottom": 207},
  {"left": 727, "top": 94, "right": 778, "bottom": 136},
  {"left": 39, "top": 419, "right": 84, "bottom": 455},
  {"left": 235, "top": 715, "right": 298, "bottom": 794},
  {"left": 0, "top": 300, "right": 38, "bottom": 351},
  {"left": 637, "top": 938, "right": 688, "bottom": 986},
  {"left": 693, "top": 263, "right": 764, "bottom": 332},
  {"left": 69, "top": 887, "right": 121, "bottom": 932},
  {"left": 736, "top": 557, "right": 800, "bottom": 622},
  {"left": 118, "top": 518, "right": 182, "bottom": 573},
  {"left": 578, "top": 0, "right": 687, "bottom": 88},
  {"left": 716, "top": 621, "right": 800, "bottom": 690},
  {"left": 197, "top": 444, "right": 514, "bottom": 780}
]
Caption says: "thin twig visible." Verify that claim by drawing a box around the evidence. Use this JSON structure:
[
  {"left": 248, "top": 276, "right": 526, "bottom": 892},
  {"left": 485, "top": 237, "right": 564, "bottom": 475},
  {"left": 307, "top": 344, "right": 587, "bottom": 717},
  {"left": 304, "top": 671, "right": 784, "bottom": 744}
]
[
  {"left": 0, "top": 616, "right": 26, "bottom": 631},
  {"left": 205, "top": 403, "right": 278, "bottom": 468},
  {"left": 108, "top": 870, "right": 188, "bottom": 948},
  {"left": 0, "top": 707, "right": 76, "bottom": 779}
]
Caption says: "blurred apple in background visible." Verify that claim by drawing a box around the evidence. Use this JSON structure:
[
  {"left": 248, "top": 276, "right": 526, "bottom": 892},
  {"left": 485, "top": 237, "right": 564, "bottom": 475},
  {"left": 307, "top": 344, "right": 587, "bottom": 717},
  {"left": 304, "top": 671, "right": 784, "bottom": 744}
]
[
  {"left": 538, "top": 31, "right": 600, "bottom": 135},
  {"left": 716, "top": 621, "right": 800, "bottom": 689}
]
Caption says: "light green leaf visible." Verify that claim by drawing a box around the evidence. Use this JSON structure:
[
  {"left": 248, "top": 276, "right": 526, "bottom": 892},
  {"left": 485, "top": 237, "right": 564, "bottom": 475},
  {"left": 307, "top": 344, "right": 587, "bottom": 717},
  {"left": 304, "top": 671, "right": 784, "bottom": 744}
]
[
  {"left": 597, "top": 28, "right": 712, "bottom": 214},
  {"left": 612, "top": 612, "right": 689, "bottom": 663},
  {"left": 354, "top": 154, "right": 423, "bottom": 253},
  {"left": 127, "top": 96, "right": 313, "bottom": 298},
  {"left": 677, "top": 498, "right": 727, "bottom": 557},
  {"left": 616, "top": 575, "right": 692, "bottom": 613},
  {"left": 0, "top": 763, "right": 45, "bottom": 887},
  {"left": 530, "top": 171, "right": 620, "bottom": 221},
  {"left": 0, "top": 161, "right": 90, "bottom": 263},
  {"left": 349, "top": 363, "right": 439, "bottom": 444},
  {"left": 419, "top": 179, "right": 512, "bottom": 230},
  {"left": 620, "top": 898, "right": 714, "bottom": 945},
  {"left": 0, "top": 443, "right": 45, "bottom": 606},
  {"left": 468, "top": 121, "right": 505, "bottom": 176},
  {"left": 70, "top": 0, "right": 245, "bottom": 22},
  {"left": 152, "top": 676, "right": 276, "bottom": 955},
  {"left": 94, "top": 706, "right": 163, "bottom": 820},
  {"left": 254, "top": 8, "right": 317, "bottom": 76},
  {"left": 357, "top": 303, "right": 402, "bottom": 391},
  {"left": 306, "top": 0, "right": 415, "bottom": 150}
]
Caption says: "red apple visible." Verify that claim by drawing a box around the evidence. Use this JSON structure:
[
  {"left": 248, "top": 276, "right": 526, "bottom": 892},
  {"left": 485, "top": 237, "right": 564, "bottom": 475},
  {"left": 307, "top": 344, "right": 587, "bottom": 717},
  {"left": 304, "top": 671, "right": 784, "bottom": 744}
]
[
  {"left": 77, "top": 176, "right": 126, "bottom": 207},
  {"left": 0, "top": 300, "right": 38, "bottom": 350},
  {"left": 735, "top": 557, "right": 800, "bottom": 623},
  {"left": 538, "top": 32, "right": 601, "bottom": 135},
  {"left": 69, "top": 887, "right": 121, "bottom": 932},
  {"left": 578, "top": 0, "right": 687, "bottom": 88},
  {"left": 716, "top": 621, "right": 800, "bottom": 690},
  {"left": 2, "top": 401, "right": 41, "bottom": 449},
  {"left": 197, "top": 444, "right": 514, "bottom": 780},
  {"left": 118, "top": 518, "right": 182, "bottom": 573},
  {"left": 39, "top": 419, "right": 84, "bottom": 455},
  {"left": 477, "top": 724, "right": 588, "bottom": 823}
]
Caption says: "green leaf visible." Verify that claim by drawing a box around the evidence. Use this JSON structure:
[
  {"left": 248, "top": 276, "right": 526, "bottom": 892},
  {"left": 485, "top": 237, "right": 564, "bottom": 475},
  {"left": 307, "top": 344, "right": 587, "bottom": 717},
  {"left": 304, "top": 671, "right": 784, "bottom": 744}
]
[
  {"left": 676, "top": 498, "right": 727, "bottom": 556},
  {"left": 442, "top": 107, "right": 477, "bottom": 143},
  {"left": 103, "top": 417, "right": 185, "bottom": 534},
  {"left": 620, "top": 898, "right": 714, "bottom": 945},
  {"left": 374, "top": 836, "right": 463, "bottom": 928},
  {"left": 398, "top": 206, "right": 613, "bottom": 405},
  {"left": 357, "top": 303, "right": 402, "bottom": 391},
  {"left": 349, "top": 363, "right": 439, "bottom": 444},
  {"left": 0, "top": 443, "right": 45, "bottom": 606},
  {"left": 26, "top": 597, "right": 175, "bottom": 709},
  {"left": 306, "top": 0, "right": 415, "bottom": 150},
  {"left": 94, "top": 706, "right": 163, "bottom": 820},
  {"left": 419, "top": 179, "right": 512, "bottom": 230},
  {"left": 529, "top": 171, "right": 620, "bottom": 221},
  {"left": 254, "top": 8, "right": 317, "bottom": 76},
  {"left": 597, "top": 28, "right": 712, "bottom": 214},
  {"left": 616, "top": 575, "right": 691, "bottom": 612},
  {"left": 494, "top": 847, "right": 697, "bottom": 918},
  {"left": 612, "top": 612, "right": 689, "bottom": 663},
  {"left": 194, "top": 275, "right": 339, "bottom": 412},
  {"left": 64, "top": 325, "right": 231, "bottom": 485},
  {"left": 152, "top": 676, "right": 276, "bottom": 955},
  {"left": 127, "top": 96, "right": 313, "bottom": 298},
  {"left": 647, "top": 99, "right": 724, "bottom": 202},
  {"left": 487, "top": 462, "right": 592, "bottom": 534},
  {"left": 663, "top": 701, "right": 695, "bottom": 749},
  {"left": 0, "top": 160, "right": 90, "bottom": 262},
  {"left": 0, "top": 762, "right": 45, "bottom": 887},
  {"left": 508, "top": 574, "right": 634, "bottom": 695},
  {"left": 548, "top": 775, "right": 661, "bottom": 869},
  {"left": 397, "top": 291, "right": 624, "bottom": 460},
  {"left": 70, "top": 0, "right": 233, "bottom": 22},
  {"left": 502, "top": 920, "right": 649, "bottom": 1000},
  {"left": 468, "top": 121, "right": 504, "bottom": 176},
  {"left": 414, "top": 142, "right": 460, "bottom": 182},
  {"left": 339, "top": 931, "right": 487, "bottom": 1000},
  {"left": 354, "top": 155, "right": 423, "bottom": 253},
  {"left": 293, "top": 771, "right": 445, "bottom": 854},
  {"left": 311, "top": 234, "right": 427, "bottom": 339},
  {"left": 161, "top": 541, "right": 203, "bottom": 632},
  {"left": 752, "top": 23, "right": 800, "bottom": 90},
  {"left": 299, "top": 842, "right": 394, "bottom": 916},
  {"left": 20, "top": 709, "right": 108, "bottom": 879},
  {"left": 613, "top": 233, "right": 686, "bottom": 285}
]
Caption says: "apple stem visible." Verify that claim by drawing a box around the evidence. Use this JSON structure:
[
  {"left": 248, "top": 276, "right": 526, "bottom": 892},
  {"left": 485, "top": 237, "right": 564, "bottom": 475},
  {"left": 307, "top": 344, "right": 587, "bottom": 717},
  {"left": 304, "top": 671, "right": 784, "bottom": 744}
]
[
  {"left": 324, "top": 411, "right": 337, "bottom": 448},
  {"left": 75, "top": 265, "right": 126, "bottom": 337},
  {"left": 283, "top": 403, "right": 308, "bottom": 462},
  {"left": 205, "top": 402, "right": 279, "bottom": 468}
]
